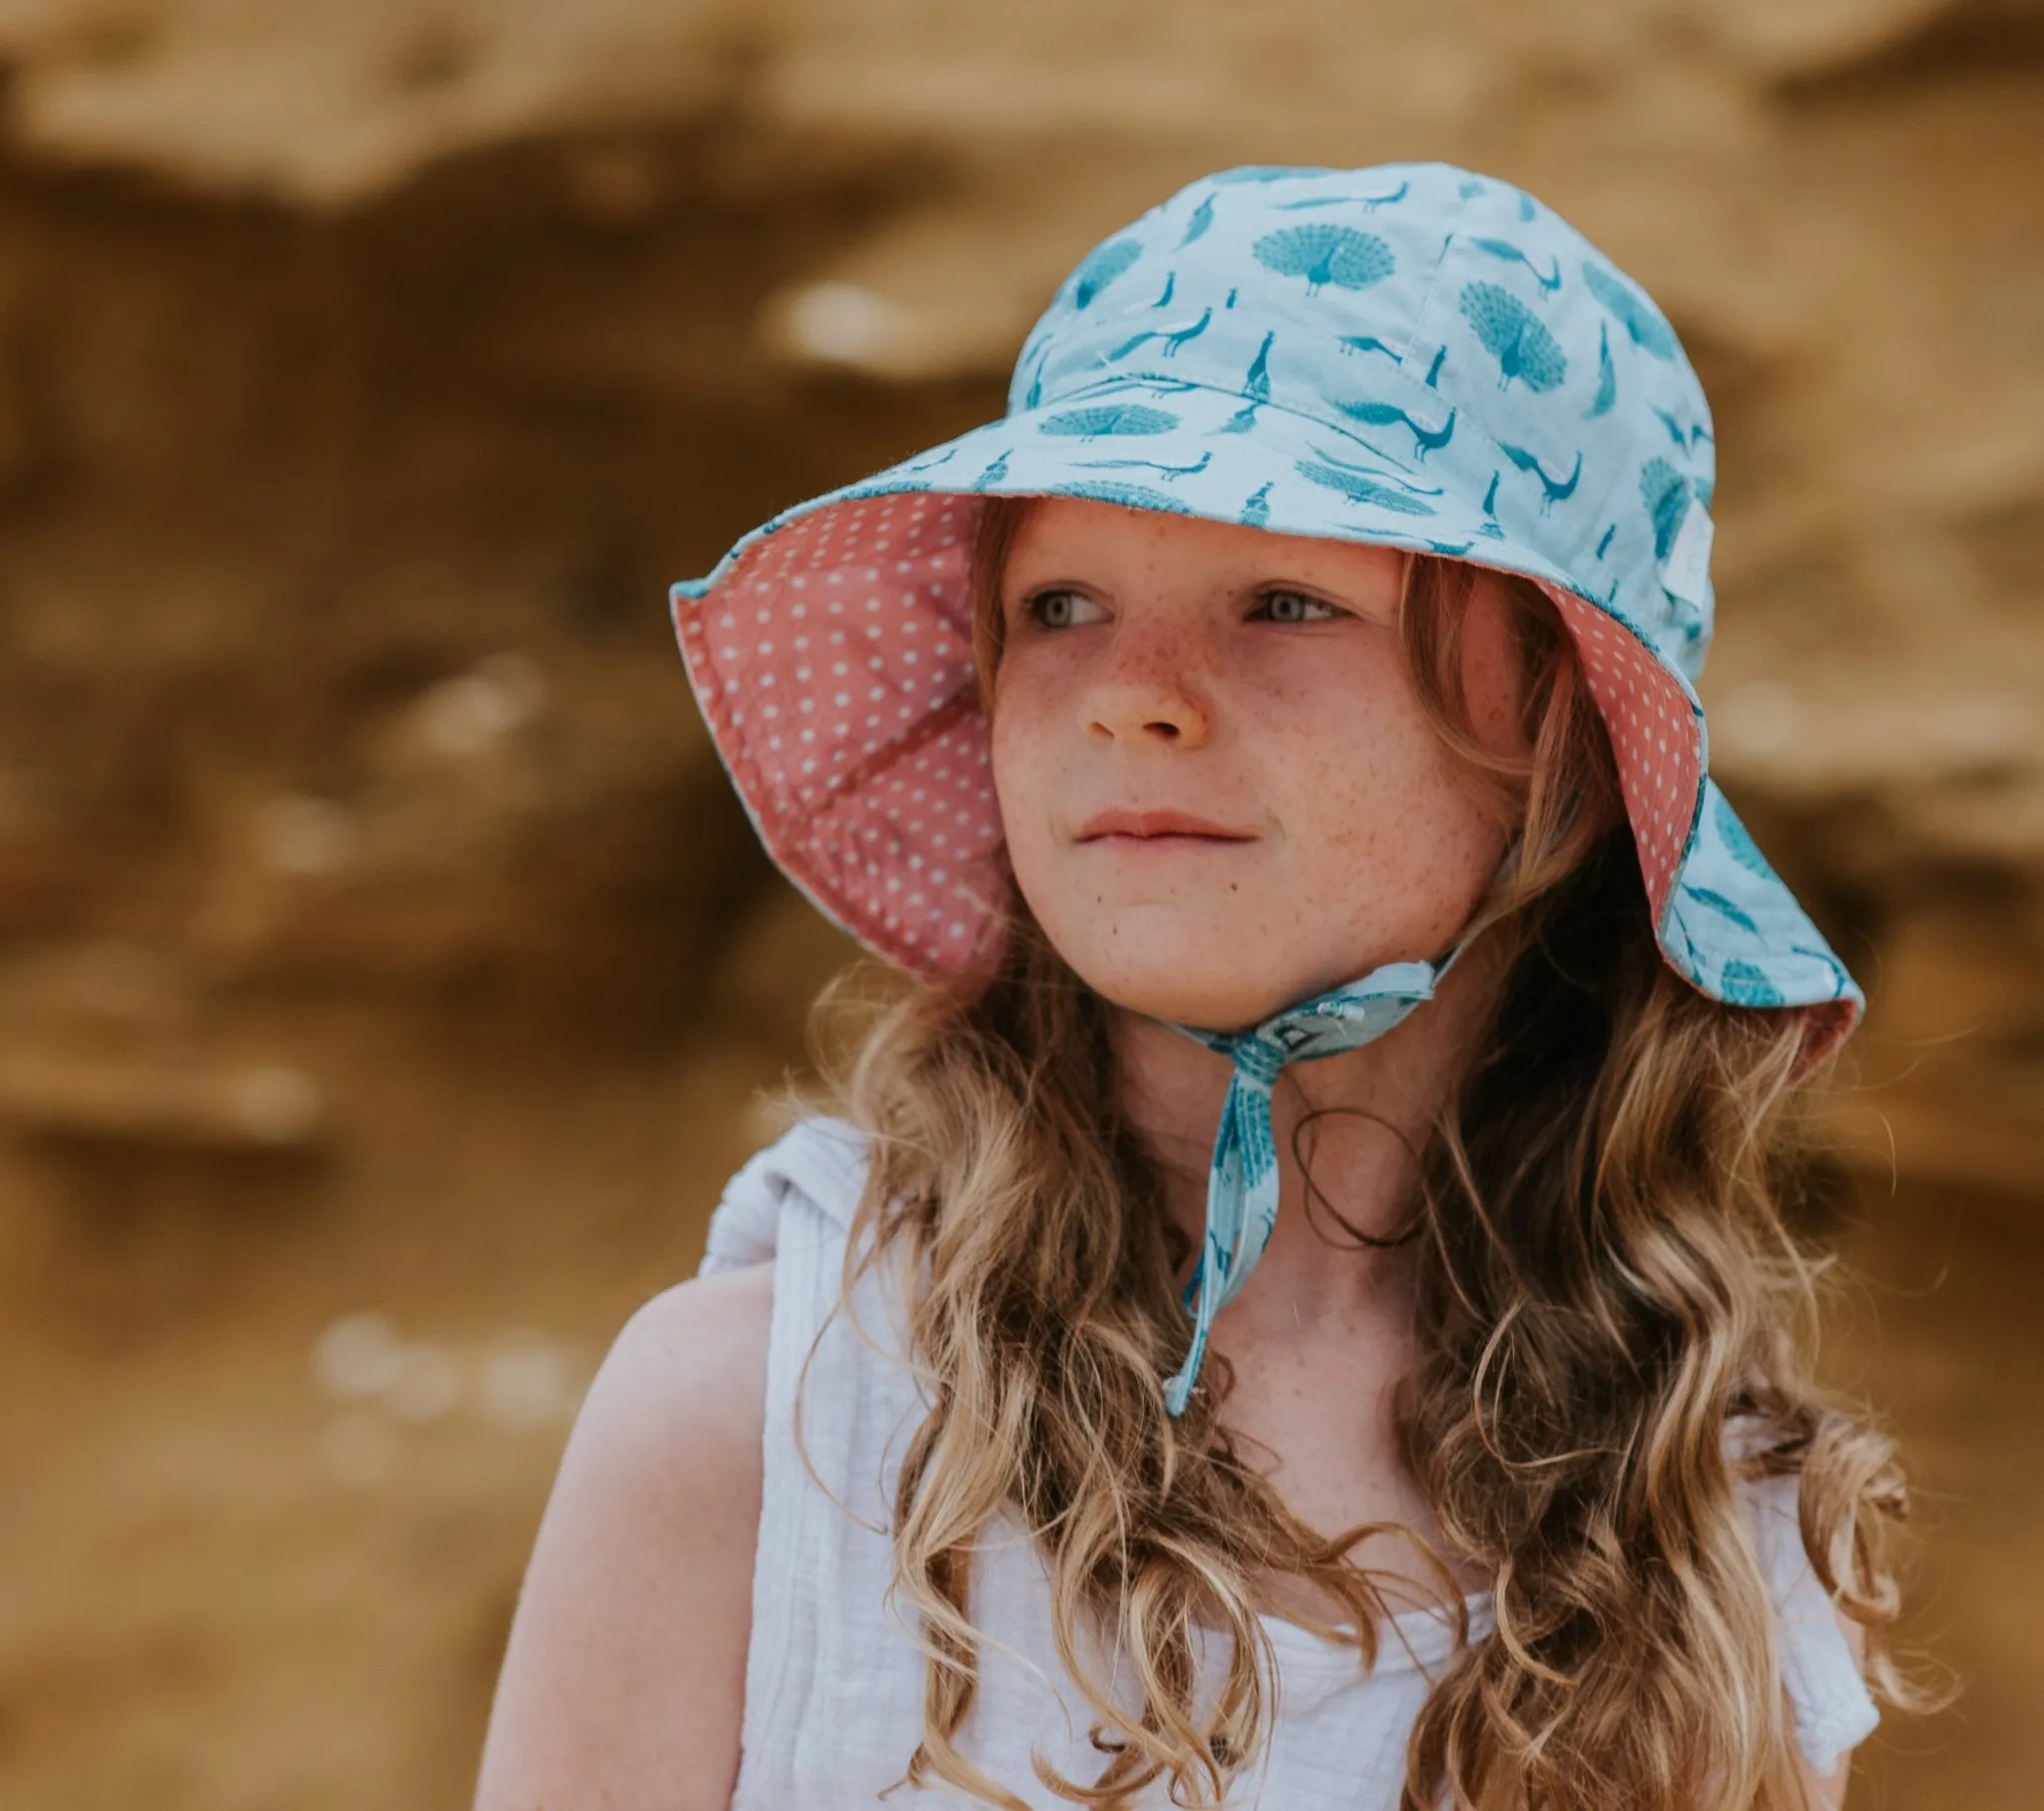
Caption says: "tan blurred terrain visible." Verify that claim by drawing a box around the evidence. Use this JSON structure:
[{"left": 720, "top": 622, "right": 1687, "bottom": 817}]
[{"left": 0, "top": 1, "right": 2036, "bottom": 1805}]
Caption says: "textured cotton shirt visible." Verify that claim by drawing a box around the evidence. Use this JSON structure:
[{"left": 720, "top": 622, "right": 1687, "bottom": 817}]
[{"left": 697, "top": 1116, "right": 1879, "bottom": 1808}]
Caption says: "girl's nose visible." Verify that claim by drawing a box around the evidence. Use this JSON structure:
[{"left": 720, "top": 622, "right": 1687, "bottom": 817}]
[{"left": 1082, "top": 625, "right": 1214, "bottom": 747}]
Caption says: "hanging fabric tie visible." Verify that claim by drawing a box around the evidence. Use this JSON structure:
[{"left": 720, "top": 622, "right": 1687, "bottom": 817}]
[{"left": 1159, "top": 951, "right": 1464, "bottom": 1418}]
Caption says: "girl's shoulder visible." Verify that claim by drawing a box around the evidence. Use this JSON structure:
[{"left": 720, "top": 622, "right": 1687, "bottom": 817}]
[
  {"left": 698, "top": 1113, "right": 873, "bottom": 1275},
  {"left": 475, "top": 1261, "right": 772, "bottom": 1810}
]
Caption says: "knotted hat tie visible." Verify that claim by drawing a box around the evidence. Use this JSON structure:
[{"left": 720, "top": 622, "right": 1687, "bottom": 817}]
[{"left": 1160, "top": 947, "right": 1465, "bottom": 1417}]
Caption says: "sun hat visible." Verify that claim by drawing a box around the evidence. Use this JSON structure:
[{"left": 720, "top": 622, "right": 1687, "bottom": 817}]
[
  {"left": 672, "top": 160, "right": 1863, "bottom": 1412},
  {"left": 671, "top": 159, "right": 1860, "bottom": 1058}
]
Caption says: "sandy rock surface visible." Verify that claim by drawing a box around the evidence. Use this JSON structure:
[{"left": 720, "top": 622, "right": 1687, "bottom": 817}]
[{"left": 0, "top": 1, "right": 2037, "bottom": 1806}]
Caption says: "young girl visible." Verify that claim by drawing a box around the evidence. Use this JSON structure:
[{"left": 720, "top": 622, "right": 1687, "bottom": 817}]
[{"left": 475, "top": 162, "right": 1911, "bottom": 1810}]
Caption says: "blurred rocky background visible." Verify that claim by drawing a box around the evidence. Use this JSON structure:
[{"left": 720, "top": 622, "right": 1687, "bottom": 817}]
[{"left": 0, "top": 0, "right": 2035, "bottom": 1804}]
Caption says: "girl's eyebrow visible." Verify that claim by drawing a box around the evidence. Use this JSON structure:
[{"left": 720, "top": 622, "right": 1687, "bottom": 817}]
[
  {"left": 1005, "top": 572, "right": 1382, "bottom": 617},
  {"left": 1004, "top": 574, "right": 1110, "bottom": 605}
]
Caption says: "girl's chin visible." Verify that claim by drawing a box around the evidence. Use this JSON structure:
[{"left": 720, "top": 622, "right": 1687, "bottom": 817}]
[
  {"left": 1033, "top": 904, "right": 1392, "bottom": 1029},
  {"left": 1065, "top": 953, "right": 1331, "bottom": 1034}
]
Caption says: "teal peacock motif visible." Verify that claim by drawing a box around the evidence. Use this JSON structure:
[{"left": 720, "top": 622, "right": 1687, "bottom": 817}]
[
  {"left": 1074, "top": 452, "right": 1214, "bottom": 479},
  {"left": 1582, "top": 262, "right": 1679, "bottom": 360},
  {"left": 1252, "top": 226, "right": 1395, "bottom": 295},
  {"left": 1176, "top": 194, "right": 1215, "bottom": 247},
  {"left": 1219, "top": 331, "right": 1276, "bottom": 434},
  {"left": 1105, "top": 308, "right": 1213, "bottom": 362},
  {"left": 1337, "top": 335, "right": 1402, "bottom": 362},
  {"left": 1240, "top": 481, "right": 1274, "bottom": 527},
  {"left": 1301, "top": 443, "right": 1443, "bottom": 497},
  {"left": 1471, "top": 237, "right": 1563, "bottom": 294},
  {"left": 1458, "top": 282, "right": 1568, "bottom": 391},
  {"left": 1039, "top": 404, "right": 1180, "bottom": 440},
  {"left": 1715, "top": 793, "right": 1781, "bottom": 882},
  {"left": 1333, "top": 399, "right": 1457, "bottom": 462},
  {"left": 1639, "top": 457, "right": 1691, "bottom": 560},
  {"left": 1652, "top": 405, "right": 1712, "bottom": 448},
  {"left": 1479, "top": 470, "right": 1504, "bottom": 537},
  {"left": 1062, "top": 374, "right": 1201, "bottom": 400},
  {"left": 1014, "top": 321, "right": 1055, "bottom": 409},
  {"left": 1071, "top": 238, "right": 1142, "bottom": 309},
  {"left": 1047, "top": 479, "right": 1194, "bottom": 514},
  {"left": 1583, "top": 323, "right": 1617, "bottom": 419},
  {"left": 1498, "top": 443, "right": 1583, "bottom": 513},
  {"left": 1683, "top": 884, "right": 1760, "bottom": 936},
  {"left": 1150, "top": 270, "right": 1177, "bottom": 307},
  {"left": 898, "top": 446, "right": 959, "bottom": 477},
  {"left": 1790, "top": 946, "right": 1853, "bottom": 998},
  {"left": 1717, "top": 961, "right": 1785, "bottom": 1007},
  {"left": 1276, "top": 180, "right": 1409, "bottom": 212},
  {"left": 1294, "top": 460, "right": 1439, "bottom": 515}
]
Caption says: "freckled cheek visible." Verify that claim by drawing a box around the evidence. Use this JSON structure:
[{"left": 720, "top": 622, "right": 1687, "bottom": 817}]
[
  {"left": 1262, "top": 707, "right": 1472, "bottom": 890},
  {"left": 988, "top": 680, "right": 1071, "bottom": 868}
]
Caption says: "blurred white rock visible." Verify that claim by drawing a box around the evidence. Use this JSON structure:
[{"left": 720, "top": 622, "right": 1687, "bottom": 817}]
[
  {"left": 254, "top": 795, "right": 358, "bottom": 876},
  {"left": 775, "top": 280, "right": 913, "bottom": 370},
  {"left": 479, "top": 1330, "right": 581, "bottom": 1430},
  {"left": 312, "top": 1311, "right": 405, "bottom": 1403},
  {"left": 414, "top": 654, "right": 547, "bottom": 757},
  {"left": 384, "top": 1342, "right": 463, "bottom": 1424},
  {"left": 1713, "top": 679, "right": 1809, "bottom": 763},
  {"left": 229, "top": 1065, "right": 325, "bottom": 1145}
]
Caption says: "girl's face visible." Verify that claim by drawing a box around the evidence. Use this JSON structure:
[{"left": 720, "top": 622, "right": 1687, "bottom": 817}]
[{"left": 988, "top": 498, "right": 1529, "bottom": 1031}]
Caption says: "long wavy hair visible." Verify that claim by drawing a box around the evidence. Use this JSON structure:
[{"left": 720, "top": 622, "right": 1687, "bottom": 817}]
[{"left": 805, "top": 495, "right": 1914, "bottom": 1810}]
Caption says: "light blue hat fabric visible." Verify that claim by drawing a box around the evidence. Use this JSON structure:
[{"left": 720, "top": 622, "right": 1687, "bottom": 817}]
[{"left": 672, "top": 160, "right": 1862, "bottom": 1061}]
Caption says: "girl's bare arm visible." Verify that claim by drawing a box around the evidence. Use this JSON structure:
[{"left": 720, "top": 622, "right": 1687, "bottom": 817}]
[{"left": 473, "top": 1264, "right": 772, "bottom": 1811}]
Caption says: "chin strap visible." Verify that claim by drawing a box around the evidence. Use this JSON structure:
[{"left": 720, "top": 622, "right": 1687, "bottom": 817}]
[{"left": 1156, "top": 937, "right": 1476, "bottom": 1419}]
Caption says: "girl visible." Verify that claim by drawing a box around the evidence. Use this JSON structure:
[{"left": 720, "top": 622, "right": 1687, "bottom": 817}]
[{"left": 475, "top": 162, "right": 1912, "bottom": 1809}]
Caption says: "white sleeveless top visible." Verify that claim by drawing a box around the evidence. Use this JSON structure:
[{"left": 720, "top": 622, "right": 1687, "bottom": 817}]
[{"left": 698, "top": 1117, "right": 1878, "bottom": 1808}]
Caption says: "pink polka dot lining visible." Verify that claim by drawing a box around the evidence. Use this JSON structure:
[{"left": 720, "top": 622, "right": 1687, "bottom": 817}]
[
  {"left": 1539, "top": 585, "right": 1702, "bottom": 924},
  {"left": 676, "top": 492, "right": 1007, "bottom": 975},
  {"left": 674, "top": 493, "right": 1704, "bottom": 979}
]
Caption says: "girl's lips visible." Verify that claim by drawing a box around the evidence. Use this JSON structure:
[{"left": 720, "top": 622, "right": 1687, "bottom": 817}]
[{"left": 1075, "top": 809, "right": 1258, "bottom": 842}]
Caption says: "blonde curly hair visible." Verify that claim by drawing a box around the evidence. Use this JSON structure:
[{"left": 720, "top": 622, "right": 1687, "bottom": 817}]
[{"left": 805, "top": 496, "right": 1916, "bottom": 1810}]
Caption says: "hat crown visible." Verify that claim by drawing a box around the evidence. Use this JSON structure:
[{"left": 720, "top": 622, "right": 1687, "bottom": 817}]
[{"left": 1008, "top": 161, "right": 1721, "bottom": 685}]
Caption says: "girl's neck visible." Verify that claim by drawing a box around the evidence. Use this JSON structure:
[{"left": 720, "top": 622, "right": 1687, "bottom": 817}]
[
  {"left": 1110, "top": 940, "right": 1506, "bottom": 1349},
  {"left": 1110, "top": 944, "right": 1509, "bottom": 1613}
]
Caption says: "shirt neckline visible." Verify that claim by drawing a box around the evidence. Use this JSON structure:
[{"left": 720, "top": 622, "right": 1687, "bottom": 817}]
[{"left": 1255, "top": 1585, "right": 1495, "bottom": 1677}]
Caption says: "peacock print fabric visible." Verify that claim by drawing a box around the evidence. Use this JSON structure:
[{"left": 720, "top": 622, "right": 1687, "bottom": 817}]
[{"left": 671, "top": 161, "right": 1862, "bottom": 1061}]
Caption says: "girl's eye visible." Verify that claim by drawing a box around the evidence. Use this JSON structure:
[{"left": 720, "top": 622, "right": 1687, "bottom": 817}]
[
  {"left": 1253, "top": 588, "right": 1342, "bottom": 623},
  {"left": 1026, "top": 588, "right": 1107, "bottom": 629}
]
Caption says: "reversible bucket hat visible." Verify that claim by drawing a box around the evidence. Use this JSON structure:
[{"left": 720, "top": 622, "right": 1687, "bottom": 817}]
[
  {"left": 673, "top": 159, "right": 1860, "bottom": 1056},
  {"left": 674, "top": 162, "right": 1864, "bottom": 1412}
]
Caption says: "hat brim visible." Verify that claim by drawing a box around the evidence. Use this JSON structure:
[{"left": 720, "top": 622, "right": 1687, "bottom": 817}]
[{"left": 672, "top": 374, "right": 1860, "bottom": 1066}]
